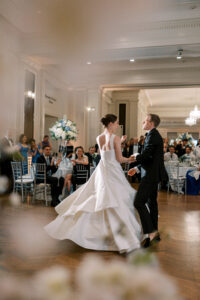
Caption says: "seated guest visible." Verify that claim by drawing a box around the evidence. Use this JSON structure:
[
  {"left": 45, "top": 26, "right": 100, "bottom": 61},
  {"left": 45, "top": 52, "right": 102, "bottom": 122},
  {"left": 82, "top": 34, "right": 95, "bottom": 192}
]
[
  {"left": 72, "top": 147, "right": 89, "bottom": 189},
  {"left": 64, "top": 140, "right": 74, "bottom": 158},
  {"left": 180, "top": 146, "right": 196, "bottom": 164},
  {"left": 30, "top": 138, "right": 42, "bottom": 163},
  {"left": 93, "top": 153, "right": 101, "bottom": 167},
  {"left": 129, "top": 138, "right": 139, "bottom": 156},
  {"left": 85, "top": 146, "right": 96, "bottom": 166},
  {"left": 138, "top": 135, "right": 145, "bottom": 154},
  {"left": 18, "top": 134, "right": 30, "bottom": 174},
  {"left": 129, "top": 138, "right": 141, "bottom": 183},
  {"left": 94, "top": 143, "right": 99, "bottom": 153},
  {"left": 164, "top": 146, "right": 178, "bottom": 162},
  {"left": 36, "top": 146, "right": 64, "bottom": 206},
  {"left": 163, "top": 143, "right": 168, "bottom": 153},
  {"left": 0, "top": 132, "right": 14, "bottom": 192},
  {"left": 121, "top": 142, "right": 128, "bottom": 157},
  {"left": 72, "top": 147, "right": 89, "bottom": 166},
  {"left": 176, "top": 139, "right": 188, "bottom": 157},
  {"left": 193, "top": 143, "right": 200, "bottom": 162},
  {"left": 40, "top": 135, "right": 52, "bottom": 150}
]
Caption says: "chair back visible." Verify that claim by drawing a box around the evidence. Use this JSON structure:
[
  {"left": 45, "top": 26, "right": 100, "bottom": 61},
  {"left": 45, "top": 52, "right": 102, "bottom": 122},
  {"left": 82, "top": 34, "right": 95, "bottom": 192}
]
[
  {"left": 76, "top": 169, "right": 88, "bottom": 185},
  {"left": 34, "top": 163, "right": 47, "bottom": 183},
  {"left": 11, "top": 161, "right": 22, "bottom": 181},
  {"left": 76, "top": 164, "right": 87, "bottom": 171}
]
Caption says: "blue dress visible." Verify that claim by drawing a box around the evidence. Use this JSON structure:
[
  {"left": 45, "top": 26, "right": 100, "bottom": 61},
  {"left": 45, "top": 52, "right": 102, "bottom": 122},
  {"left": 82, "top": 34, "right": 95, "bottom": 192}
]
[
  {"left": 31, "top": 145, "right": 41, "bottom": 163},
  {"left": 19, "top": 144, "right": 29, "bottom": 174}
]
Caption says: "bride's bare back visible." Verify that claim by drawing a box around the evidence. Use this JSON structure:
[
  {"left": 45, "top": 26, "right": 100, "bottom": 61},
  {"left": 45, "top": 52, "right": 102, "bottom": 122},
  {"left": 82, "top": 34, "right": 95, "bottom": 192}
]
[
  {"left": 98, "top": 133, "right": 132, "bottom": 164},
  {"left": 98, "top": 133, "right": 112, "bottom": 151}
]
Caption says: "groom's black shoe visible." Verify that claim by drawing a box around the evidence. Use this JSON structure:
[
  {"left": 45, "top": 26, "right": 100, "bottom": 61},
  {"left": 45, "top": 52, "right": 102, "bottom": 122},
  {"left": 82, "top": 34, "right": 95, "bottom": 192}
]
[
  {"left": 141, "top": 234, "right": 161, "bottom": 248},
  {"left": 141, "top": 237, "right": 150, "bottom": 248},
  {"left": 150, "top": 233, "right": 161, "bottom": 244}
]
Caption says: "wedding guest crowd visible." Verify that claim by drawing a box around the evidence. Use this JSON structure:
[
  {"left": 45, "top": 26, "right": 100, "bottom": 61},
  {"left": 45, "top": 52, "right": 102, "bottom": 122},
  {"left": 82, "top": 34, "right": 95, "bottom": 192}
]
[{"left": 1, "top": 130, "right": 200, "bottom": 200}]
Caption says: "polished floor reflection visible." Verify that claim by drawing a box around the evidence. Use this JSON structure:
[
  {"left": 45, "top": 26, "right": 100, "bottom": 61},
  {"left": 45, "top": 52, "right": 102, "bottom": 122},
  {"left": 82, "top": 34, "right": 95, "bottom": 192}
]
[{"left": 0, "top": 187, "right": 200, "bottom": 300}]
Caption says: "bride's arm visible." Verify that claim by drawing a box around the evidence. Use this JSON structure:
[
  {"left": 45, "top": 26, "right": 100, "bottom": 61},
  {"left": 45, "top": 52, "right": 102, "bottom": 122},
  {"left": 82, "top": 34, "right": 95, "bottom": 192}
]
[{"left": 114, "top": 136, "right": 133, "bottom": 164}]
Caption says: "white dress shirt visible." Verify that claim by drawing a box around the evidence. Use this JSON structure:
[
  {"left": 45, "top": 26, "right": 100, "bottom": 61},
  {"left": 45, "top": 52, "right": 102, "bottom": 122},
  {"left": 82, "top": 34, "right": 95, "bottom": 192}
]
[{"left": 164, "top": 152, "right": 178, "bottom": 162}]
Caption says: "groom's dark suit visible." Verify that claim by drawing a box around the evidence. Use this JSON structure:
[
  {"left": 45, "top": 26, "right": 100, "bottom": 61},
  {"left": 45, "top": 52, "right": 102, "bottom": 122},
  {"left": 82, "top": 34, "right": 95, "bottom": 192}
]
[{"left": 133, "top": 128, "right": 166, "bottom": 234}]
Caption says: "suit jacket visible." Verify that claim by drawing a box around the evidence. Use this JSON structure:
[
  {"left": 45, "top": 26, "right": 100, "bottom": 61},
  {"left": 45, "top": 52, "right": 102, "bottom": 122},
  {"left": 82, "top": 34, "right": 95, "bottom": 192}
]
[
  {"left": 36, "top": 155, "right": 57, "bottom": 175},
  {"left": 133, "top": 128, "right": 166, "bottom": 183}
]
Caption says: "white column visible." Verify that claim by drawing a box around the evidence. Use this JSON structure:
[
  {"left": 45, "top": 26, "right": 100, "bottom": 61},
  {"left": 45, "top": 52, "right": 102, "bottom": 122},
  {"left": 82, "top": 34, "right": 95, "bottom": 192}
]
[
  {"left": 128, "top": 90, "right": 140, "bottom": 138},
  {"left": 86, "top": 88, "right": 101, "bottom": 149}
]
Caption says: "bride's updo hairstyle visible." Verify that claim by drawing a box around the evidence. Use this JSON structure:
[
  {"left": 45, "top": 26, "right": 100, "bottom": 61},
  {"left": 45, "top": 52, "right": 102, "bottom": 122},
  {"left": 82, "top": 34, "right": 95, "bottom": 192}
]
[{"left": 101, "top": 114, "right": 117, "bottom": 127}]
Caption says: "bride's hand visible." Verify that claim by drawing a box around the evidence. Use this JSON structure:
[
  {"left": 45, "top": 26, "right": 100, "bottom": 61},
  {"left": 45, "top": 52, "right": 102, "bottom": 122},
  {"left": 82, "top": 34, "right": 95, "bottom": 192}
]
[
  {"left": 121, "top": 135, "right": 127, "bottom": 143},
  {"left": 128, "top": 155, "right": 135, "bottom": 162},
  {"left": 128, "top": 168, "right": 136, "bottom": 176}
]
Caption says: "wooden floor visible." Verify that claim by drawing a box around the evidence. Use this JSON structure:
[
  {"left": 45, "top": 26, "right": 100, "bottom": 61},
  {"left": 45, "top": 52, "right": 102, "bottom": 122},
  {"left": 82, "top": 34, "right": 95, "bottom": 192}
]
[{"left": 0, "top": 187, "right": 200, "bottom": 299}]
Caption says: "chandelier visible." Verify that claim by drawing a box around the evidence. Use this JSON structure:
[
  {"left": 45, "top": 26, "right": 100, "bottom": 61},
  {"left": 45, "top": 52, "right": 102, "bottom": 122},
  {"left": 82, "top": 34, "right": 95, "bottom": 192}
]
[
  {"left": 185, "top": 117, "right": 196, "bottom": 126},
  {"left": 190, "top": 105, "right": 200, "bottom": 119}
]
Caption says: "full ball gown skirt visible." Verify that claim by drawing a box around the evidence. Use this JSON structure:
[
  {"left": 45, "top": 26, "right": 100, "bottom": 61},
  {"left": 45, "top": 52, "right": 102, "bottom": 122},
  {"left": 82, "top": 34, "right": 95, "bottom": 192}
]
[{"left": 45, "top": 136, "right": 141, "bottom": 253}]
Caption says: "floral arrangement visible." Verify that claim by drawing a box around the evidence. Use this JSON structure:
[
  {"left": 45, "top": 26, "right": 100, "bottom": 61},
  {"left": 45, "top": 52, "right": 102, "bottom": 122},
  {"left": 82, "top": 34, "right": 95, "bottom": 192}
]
[
  {"left": 0, "top": 253, "right": 182, "bottom": 300},
  {"left": 49, "top": 117, "right": 78, "bottom": 141},
  {"left": 176, "top": 133, "right": 194, "bottom": 145}
]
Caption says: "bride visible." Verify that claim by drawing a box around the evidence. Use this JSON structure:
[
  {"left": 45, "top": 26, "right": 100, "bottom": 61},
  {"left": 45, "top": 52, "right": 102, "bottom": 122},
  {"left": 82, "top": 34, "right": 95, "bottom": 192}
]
[{"left": 45, "top": 114, "right": 141, "bottom": 253}]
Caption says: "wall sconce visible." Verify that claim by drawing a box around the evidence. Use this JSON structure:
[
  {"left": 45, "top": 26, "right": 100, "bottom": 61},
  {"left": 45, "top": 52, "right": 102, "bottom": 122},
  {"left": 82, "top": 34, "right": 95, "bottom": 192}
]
[
  {"left": 87, "top": 107, "right": 95, "bottom": 111},
  {"left": 26, "top": 90, "right": 35, "bottom": 99},
  {"left": 176, "top": 49, "right": 183, "bottom": 60}
]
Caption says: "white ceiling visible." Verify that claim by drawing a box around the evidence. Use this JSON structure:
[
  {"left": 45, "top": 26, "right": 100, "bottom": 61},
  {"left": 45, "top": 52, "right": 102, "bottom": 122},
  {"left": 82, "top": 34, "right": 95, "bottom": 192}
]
[
  {"left": 145, "top": 87, "right": 200, "bottom": 107},
  {"left": 1, "top": 0, "right": 200, "bottom": 88}
]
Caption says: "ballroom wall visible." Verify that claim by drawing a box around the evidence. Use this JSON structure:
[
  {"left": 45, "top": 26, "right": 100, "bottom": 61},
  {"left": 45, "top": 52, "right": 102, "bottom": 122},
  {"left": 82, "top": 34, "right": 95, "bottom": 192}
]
[{"left": 0, "top": 15, "right": 99, "bottom": 149}]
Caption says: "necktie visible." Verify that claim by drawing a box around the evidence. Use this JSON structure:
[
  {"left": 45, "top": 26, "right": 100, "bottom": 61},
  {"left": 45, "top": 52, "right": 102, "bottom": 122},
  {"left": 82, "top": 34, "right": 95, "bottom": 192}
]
[{"left": 46, "top": 157, "right": 50, "bottom": 166}]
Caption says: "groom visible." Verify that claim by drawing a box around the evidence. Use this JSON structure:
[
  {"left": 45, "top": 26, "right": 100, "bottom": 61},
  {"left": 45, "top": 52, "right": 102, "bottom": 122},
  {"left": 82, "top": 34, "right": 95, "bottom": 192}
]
[{"left": 128, "top": 114, "right": 166, "bottom": 247}]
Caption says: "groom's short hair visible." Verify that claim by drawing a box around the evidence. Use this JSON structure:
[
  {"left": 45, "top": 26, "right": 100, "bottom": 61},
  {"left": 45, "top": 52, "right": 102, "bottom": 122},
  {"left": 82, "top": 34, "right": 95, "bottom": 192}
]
[{"left": 148, "top": 114, "right": 160, "bottom": 128}]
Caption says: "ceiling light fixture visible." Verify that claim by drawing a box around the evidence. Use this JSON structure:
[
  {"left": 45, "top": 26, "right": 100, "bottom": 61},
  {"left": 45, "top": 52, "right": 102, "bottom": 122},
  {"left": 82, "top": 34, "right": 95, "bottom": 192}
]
[
  {"left": 87, "top": 61, "right": 92, "bottom": 65},
  {"left": 176, "top": 49, "right": 183, "bottom": 60},
  {"left": 190, "top": 105, "right": 200, "bottom": 119},
  {"left": 185, "top": 117, "right": 196, "bottom": 126},
  {"left": 129, "top": 58, "right": 135, "bottom": 62}
]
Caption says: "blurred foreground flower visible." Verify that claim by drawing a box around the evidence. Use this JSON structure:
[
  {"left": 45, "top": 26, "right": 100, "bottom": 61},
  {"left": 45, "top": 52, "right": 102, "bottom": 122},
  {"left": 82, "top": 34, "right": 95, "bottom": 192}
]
[
  {"left": 76, "top": 255, "right": 182, "bottom": 300},
  {"left": 32, "top": 265, "right": 73, "bottom": 300},
  {"left": 9, "top": 192, "right": 21, "bottom": 206},
  {"left": 0, "top": 254, "right": 182, "bottom": 300},
  {"left": 7, "top": 214, "right": 58, "bottom": 258},
  {"left": 0, "top": 176, "right": 9, "bottom": 194}
]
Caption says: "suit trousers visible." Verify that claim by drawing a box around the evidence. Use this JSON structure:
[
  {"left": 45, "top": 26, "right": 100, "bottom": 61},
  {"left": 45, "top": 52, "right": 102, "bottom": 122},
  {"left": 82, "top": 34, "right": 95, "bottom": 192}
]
[
  {"left": 47, "top": 176, "right": 64, "bottom": 202},
  {"left": 37, "top": 176, "right": 64, "bottom": 203},
  {"left": 134, "top": 179, "right": 158, "bottom": 234}
]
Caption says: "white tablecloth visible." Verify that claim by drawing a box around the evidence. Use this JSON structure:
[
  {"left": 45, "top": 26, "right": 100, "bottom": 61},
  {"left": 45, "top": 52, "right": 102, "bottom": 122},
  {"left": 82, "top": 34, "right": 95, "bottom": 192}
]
[{"left": 165, "top": 162, "right": 197, "bottom": 193}]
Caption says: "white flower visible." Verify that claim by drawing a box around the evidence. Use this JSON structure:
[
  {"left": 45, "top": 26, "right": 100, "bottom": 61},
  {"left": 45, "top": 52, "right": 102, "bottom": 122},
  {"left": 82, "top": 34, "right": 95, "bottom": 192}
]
[
  {"left": 50, "top": 118, "right": 78, "bottom": 140},
  {"left": 55, "top": 128, "right": 63, "bottom": 138},
  {"left": 9, "top": 192, "right": 21, "bottom": 206},
  {"left": 61, "top": 132, "right": 66, "bottom": 140},
  {"left": 0, "top": 275, "right": 29, "bottom": 300},
  {"left": 76, "top": 255, "right": 181, "bottom": 300},
  {"left": 0, "top": 176, "right": 9, "bottom": 193},
  {"left": 32, "top": 265, "right": 73, "bottom": 300},
  {"left": 68, "top": 131, "right": 74, "bottom": 136}
]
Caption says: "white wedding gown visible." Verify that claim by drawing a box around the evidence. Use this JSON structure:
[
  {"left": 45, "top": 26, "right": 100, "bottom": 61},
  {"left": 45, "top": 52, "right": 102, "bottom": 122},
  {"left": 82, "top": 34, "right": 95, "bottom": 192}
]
[{"left": 45, "top": 134, "right": 141, "bottom": 253}]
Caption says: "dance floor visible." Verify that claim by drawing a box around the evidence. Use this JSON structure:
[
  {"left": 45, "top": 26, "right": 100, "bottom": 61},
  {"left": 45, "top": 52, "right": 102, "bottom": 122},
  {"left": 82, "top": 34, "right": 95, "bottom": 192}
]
[{"left": 0, "top": 186, "right": 200, "bottom": 300}]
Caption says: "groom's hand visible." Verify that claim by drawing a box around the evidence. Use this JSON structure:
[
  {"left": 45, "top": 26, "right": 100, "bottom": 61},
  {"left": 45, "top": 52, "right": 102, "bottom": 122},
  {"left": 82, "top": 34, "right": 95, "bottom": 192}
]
[{"left": 128, "top": 168, "right": 136, "bottom": 176}]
